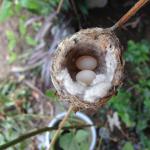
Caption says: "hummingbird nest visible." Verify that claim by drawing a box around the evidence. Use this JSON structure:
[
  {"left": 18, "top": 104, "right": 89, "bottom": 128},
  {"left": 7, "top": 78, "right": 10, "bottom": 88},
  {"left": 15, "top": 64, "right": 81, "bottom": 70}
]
[{"left": 50, "top": 28, "right": 124, "bottom": 111}]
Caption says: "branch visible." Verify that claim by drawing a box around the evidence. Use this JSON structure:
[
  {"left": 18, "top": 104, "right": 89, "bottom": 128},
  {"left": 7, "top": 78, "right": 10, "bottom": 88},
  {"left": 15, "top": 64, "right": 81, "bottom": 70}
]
[
  {"left": 0, "top": 124, "right": 93, "bottom": 150},
  {"left": 111, "top": 0, "right": 149, "bottom": 30},
  {"left": 56, "top": 0, "right": 64, "bottom": 14},
  {"left": 11, "top": 60, "right": 45, "bottom": 73},
  {"left": 48, "top": 105, "right": 74, "bottom": 149}
]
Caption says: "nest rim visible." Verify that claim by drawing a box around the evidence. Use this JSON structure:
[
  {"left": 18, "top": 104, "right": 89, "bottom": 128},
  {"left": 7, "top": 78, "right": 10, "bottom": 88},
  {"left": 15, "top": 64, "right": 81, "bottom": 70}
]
[{"left": 51, "top": 27, "right": 124, "bottom": 111}]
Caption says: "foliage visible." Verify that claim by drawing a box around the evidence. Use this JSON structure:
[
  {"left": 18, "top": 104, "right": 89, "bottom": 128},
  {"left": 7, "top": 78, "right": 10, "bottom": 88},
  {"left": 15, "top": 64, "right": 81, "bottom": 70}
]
[
  {"left": 124, "top": 40, "right": 150, "bottom": 64},
  {"left": 76, "top": 0, "right": 89, "bottom": 16},
  {"left": 59, "top": 129, "right": 89, "bottom": 150},
  {"left": 0, "top": 0, "right": 57, "bottom": 21},
  {"left": 109, "top": 89, "right": 135, "bottom": 128},
  {"left": 122, "top": 142, "right": 134, "bottom": 150},
  {"left": 50, "top": 117, "right": 90, "bottom": 150},
  {"left": 0, "top": 0, "right": 89, "bottom": 148},
  {"left": 0, "top": 0, "right": 89, "bottom": 23},
  {"left": 0, "top": 0, "right": 14, "bottom": 22},
  {"left": 1, "top": 0, "right": 88, "bottom": 65},
  {"left": 109, "top": 40, "right": 150, "bottom": 149},
  {"left": 45, "top": 89, "right": 58, "bottom": 101},
  {"left": 5, "top": 30, "right": 17, "bottom": 64},
  {"left": 0, "top": 81, "right": 32, "bottom": 149}
]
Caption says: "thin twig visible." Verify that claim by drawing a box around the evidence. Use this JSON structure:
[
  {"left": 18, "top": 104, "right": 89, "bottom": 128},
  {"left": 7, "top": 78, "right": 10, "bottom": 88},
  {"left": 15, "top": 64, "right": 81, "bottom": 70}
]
[
  {"left": 0, "top": 124, "right": 92, "bottom": 150},
  {"left": 69, "top": 0, "right": 82, "bottom": 29},
  {"left": 25, "top": 16, "right": 43, "bottom": 27},
  {"left": 110, "top": 0, "right": 149, "bottom": 30},
  {"left": 35, "top": 13, "right": 56, "bottom": 41},
  {"left": 22, "top": 79, "right": 54, "bottom": 117},
  {"left": 48, "top": 105, "right": 74, "bottom": 149},
  {"left": 56, "top": 0, "right": 64, "bottom": 14},
  {"left": 23, "top": 80, "right": 47, "bottom": 98},
  {"left": 97, "top": 138, "right": 102, "bottom": 150},
  {"left": 10, "top": 114, "right": 52, "bottom": 120},
  {"left": 11, "top": 59, "right": 45, "bottom": 73}
]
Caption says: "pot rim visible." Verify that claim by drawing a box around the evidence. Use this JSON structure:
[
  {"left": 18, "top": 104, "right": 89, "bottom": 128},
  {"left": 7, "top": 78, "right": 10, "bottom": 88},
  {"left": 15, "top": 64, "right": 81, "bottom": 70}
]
[{"left": 45, "top": 112, "right": 97, "bottom": 150}]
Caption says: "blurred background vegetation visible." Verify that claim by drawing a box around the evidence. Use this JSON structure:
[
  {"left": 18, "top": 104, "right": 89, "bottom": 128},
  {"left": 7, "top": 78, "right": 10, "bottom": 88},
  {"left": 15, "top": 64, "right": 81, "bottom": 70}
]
[{"left": 0, "top": 0, "right": 150, "bottom": 150}]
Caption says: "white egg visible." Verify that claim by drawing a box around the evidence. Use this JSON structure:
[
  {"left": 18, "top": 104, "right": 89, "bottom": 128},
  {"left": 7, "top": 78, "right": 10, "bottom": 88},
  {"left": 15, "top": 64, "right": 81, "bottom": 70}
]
[
  {"left": 76, "top": 56, "right": 97, "bottom": 70},
  {"left": 76, "top": 70, "right": 96, "bottom": 85}
]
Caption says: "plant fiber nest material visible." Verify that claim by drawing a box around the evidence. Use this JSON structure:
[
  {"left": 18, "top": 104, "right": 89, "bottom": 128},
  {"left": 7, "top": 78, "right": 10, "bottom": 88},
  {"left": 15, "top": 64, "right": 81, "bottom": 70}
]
[{"left": 50, "top": 28, "right": 124, "bottom": 111}]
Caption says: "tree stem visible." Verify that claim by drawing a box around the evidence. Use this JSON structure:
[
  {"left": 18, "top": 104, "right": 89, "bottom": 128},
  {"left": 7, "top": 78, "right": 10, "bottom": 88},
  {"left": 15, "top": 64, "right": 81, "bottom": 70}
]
[
  {"left": 48, "top": 105, "right": 74, "bottom": 150},
  {"left": 56, "top": 0, "right": 64, "bottom": 14},
  {"left": 111, "top": 0, "right": 149, "bottom": 30},
  {"left": 0, "top": 124, "right": 92, "bottom": 150}
]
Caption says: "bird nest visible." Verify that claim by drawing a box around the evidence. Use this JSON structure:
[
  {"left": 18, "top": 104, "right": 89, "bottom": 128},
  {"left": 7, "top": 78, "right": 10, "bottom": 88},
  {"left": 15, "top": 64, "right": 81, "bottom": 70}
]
[{"left": 50, "top": 28, "right": 124, "bottom": 111}]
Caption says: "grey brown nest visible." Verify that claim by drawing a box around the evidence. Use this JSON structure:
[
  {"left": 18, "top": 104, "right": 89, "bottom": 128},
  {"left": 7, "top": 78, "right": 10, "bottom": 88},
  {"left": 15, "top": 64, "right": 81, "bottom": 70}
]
[{"left": 50, "top": 28, "right": 124, "bottom": 111}]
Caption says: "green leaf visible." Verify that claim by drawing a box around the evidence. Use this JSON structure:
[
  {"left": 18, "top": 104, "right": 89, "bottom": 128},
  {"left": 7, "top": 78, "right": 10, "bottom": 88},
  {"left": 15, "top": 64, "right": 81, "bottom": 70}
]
[
  {"left": 124, "top": 40, "right": 150, "bottom": 64},
  {"left": 14, "top": 2, "right": 22, "bottom": 13},
  {"left": 45, "top": 90, "right": 58, "bottom": 101},
  {"left": 79, "top": 142, "right": 89, "bottom": 150},
  {"left": 109, "top": 89, "right": 131, "bottom": 111},
  {"left": 19, "top": 19, "right": 27, "bottom": 36},
  {"left": 5, "top": 29, "right": 17, "bottom": 63},
  {"left": 109, "top": 90, "right": 135, "bottom": 127},
  {"left": 32, "top": 22, "right": 42, "bottom": 31},
  {"left": 20, "top": 0, "right": 42, "bottom": 10},
  {"left": 20, "top": 0, "right": 51, "bottom": 15},
  {"left": 137, "top": 119, "right": 148, "bottom": 132},
  {"left": 140, "top": 133, "right": 150, "bottom": 149},
  {"left": 62, "top": 0, "right": 70, "bottom": 11},
  {"left": 0, "top": 82, "right": 15, "bottom": 95},
  {"left": 75, "top": 130, "right": 89, "bottom": 143},
  {"left": 78, "top": 1, "right": 88, "bottom": 15},
  {"left": 0, "top": 94, "right": 11, "bottom": 104},
  {"left": 59, "top": 129, "right": 90, "bottom": 150},
  {"left": 144, "top": 97, "right": 150, "bottom": 109},
  {"left": 45, "top": 90, "right": 56, "bottom": 98},
  {"left": 8, "top": 52, "right": 17, "bottom": 64},
  {"left": 0, "top": 1, "right": 13, "bottom": 22},
  {"left": 122, "top": 142, "right": 134, "bottom": 150},
  {"left": 0, "top": 134, "right": 5, "bottom": 145},
  {"left": 6, "top": 30, "right": 16, "bottom": 51},
  {"left": 25, "top": 36, "right": 37, "bottom": 46},
  {"left": 120, "top": 113, "right": 135, "bottom": 127},
  {"left": 59, "top": 133, "right": 79, "bottom": 150}
]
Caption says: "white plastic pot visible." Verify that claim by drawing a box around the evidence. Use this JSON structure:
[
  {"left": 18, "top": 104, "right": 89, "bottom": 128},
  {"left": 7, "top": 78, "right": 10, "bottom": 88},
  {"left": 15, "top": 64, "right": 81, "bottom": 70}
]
[{"left": 45, "top": 112, "right": 97, "bottom": 150}]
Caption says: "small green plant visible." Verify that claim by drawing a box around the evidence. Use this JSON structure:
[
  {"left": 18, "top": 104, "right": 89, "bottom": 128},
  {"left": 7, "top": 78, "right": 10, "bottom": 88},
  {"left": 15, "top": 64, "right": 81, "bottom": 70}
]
[
  {"left": 5, "top": 30, "right": 17, "bottom": 64},
  {"left": 59, "top": 129, "right": 90, "bottom": 150},
  {"left": 0, "top": 81, "right": 32, "bottom": 149},
  {"left": 124, "top": 40, "right": 150, "bottom": 64},
  {"left": 45, "top": 89, "right": 58, "bottom": 102},
  {"left": 1, "top": 0, "right": 89, "bottom": 65},
  {"left": 0, "top": 0, "right": 89, "bottom": 23},
  {"left": 122, "top": 142, "right": 134, "bottom": 150},
  {"left": 0, "top": 0, "right": 58, "bottom": 22},
  {"left": 109, "top": 40, "right": 150, "bottom": 149},
  {"left": 51, "top": 117, "right": 90, "bottom": 150}
]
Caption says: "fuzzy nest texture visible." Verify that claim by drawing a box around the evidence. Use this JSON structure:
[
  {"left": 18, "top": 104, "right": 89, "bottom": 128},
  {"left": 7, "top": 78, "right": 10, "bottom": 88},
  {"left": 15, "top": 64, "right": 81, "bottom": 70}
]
[{"left": 50, "top": 28, "right": 124, "bottom": 111}]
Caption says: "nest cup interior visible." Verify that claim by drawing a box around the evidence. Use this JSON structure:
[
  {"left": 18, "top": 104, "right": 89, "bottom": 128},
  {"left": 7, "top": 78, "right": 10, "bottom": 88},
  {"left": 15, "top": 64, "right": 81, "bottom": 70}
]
[{"left": 66, "top": 43, "right": 106, "bottom": 81}]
